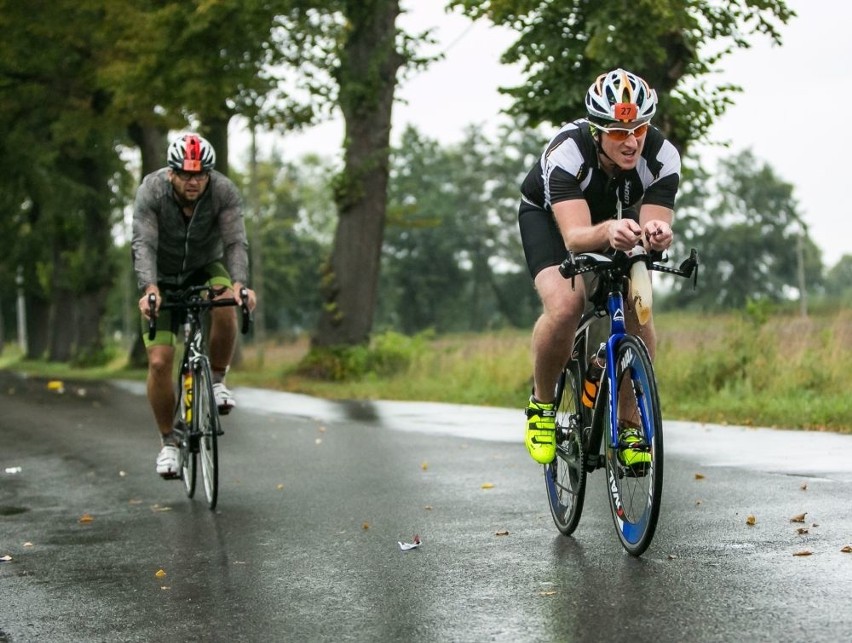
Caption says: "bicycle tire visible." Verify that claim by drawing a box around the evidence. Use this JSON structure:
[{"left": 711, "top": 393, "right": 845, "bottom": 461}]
[
  {"left": 603, "top": 335, "right": 663, "bottom": 556},
  {"left": 545, "top": 362, "right": 587, "bottom": 535},
  {"left": 193, "top": 360, "right": 219, "bottom": 510},
  {"left": 174, "top": 374, "right": 196, "bottom": 498},
  {"left": 181, "top": 432, "right": 197, "bottom": 499}
]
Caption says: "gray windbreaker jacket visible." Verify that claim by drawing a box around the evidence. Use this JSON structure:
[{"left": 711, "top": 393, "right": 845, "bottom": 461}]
[{"left": 131, "top": 168, "right": 249, "bottom": 290}]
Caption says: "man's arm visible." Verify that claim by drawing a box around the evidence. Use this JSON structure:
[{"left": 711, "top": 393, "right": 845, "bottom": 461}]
[
  {"left": 216, "top": 178, "right": 250, "bottom": 286},
  {"left": 131, "top": 178, "right": 160, "bottom": 292},
  {"left": 554, "top": 199, "right": 644, "bottom": 253}
]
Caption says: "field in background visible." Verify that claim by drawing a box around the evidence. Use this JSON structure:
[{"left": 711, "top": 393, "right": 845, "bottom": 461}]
[
  {"left": 4, "top": 310, "right": 850, "bottom": 434},
  {"left": 232, "top": 309, "right": 852, "bottom": 434}
]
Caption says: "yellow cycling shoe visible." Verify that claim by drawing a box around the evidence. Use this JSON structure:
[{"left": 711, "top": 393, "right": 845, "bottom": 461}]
[
  {"left": 525, "top": 397, "right": 556, "bottom": 464},
  {"left": 618, "top": 426, "right": 651, "bottom": 476}
]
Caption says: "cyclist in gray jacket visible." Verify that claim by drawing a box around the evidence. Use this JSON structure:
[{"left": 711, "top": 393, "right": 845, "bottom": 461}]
[{"left": 132, "top": 133, "right": 257, "bottom": 478}]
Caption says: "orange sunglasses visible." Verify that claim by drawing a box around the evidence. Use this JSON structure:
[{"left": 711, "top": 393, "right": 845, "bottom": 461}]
[{"left": 594, "top": 122, "right": 649, "bottom": 141}]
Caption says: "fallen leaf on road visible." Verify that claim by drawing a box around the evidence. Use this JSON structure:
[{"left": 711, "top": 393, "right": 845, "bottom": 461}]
[
  {"left": 424, "top": 505, "right": 433, "bottom": 511},
  {"left": 276, "top": 484, "right": 284, "bottom": 490},
  {"left": 694, "top": 473, "right": 705, "bottom": 480},
  {"left": 362, "top": 522, "right": 370, "bottom": 530},
  {"left": 495, "top": 530, "right": 509, "bottom": 536},
  {"left": 746, "top": 515, "right": 756, "bottom": 526},
  {"left": 796, "top": 527, "right": 809, "bottom": 535},
  {"left": 1, "top": 555, "right": 12, "bottom": 562},
  {"left": 155, "top": 569, "right": 167, "bottom": 578},
  {"left": 421, "top": 462, "right": 428, "bottom": 471},
  {"left": 47, "top": 380, "right": 64, "bottom": 393},
  {"left": 841, "top": 546, "right": 852, "bottom": 553},
  {"left": 668, "top": 554, "right": 678, "bottom": 560},
  {"left": 539, "top": 591, "right": 557, "bottom": 597},
  {"left": 481, "top": 482, "right": 494, "bottom": 489},
  {"left": 790, "top": 513, "right": 807, "bottom": 523},
  {"left": 792, "top": 550, "right": 812, "bottom": 557},
  {"left": 78, "top": 513, "right": 94, "bottom": 523},
  {"left": 800, "top": 482, "right": 808, "bottom": 491},
  {"left": 23, "top": 542, "right": 33, "bottom": 548}
]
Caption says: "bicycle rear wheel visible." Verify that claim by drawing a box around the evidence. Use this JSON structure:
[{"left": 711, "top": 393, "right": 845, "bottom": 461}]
[
  {"left": 604, "top": 335, "right": 663, "bottom": 556},
  {"left": 545, "top": 362, "right": 587, "bottom": 535},
  {"left": 193, "top": 360, "right": 219, "bottom": 510}
]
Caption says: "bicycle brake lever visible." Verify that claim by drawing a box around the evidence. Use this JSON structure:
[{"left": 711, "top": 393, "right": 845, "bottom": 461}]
[
  {"left": 146, "top": 293, "right": 157, "bottom": 341},
  {"left": 558, "top": 255, "right": 579, "bottom": 290},
  {"left": 239, "top": 287, "right": 252, "bottom": 334}
]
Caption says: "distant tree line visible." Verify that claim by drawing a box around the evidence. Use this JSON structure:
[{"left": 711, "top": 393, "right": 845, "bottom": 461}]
[{"left": 2, "top": 0, "right": 821, "bottom": 366}]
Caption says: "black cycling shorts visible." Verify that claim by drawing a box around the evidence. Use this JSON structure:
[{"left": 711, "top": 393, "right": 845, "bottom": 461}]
[{"left": 518, "top": 200, "right": 566, "bottom": 279}]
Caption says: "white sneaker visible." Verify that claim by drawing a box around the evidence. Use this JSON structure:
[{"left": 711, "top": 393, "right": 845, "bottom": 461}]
[
  {"left": 213, "top": 382, "right": 235, "bottom": 415},
  {"left": 156, "top": 445, "right": 179, "bottom": 478}
]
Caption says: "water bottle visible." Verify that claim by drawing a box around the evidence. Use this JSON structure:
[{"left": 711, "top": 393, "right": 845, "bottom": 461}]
[
  {"left": 581, "top": 343, "right": 606, "bottom": 408},
  {"left": 183, "top": 371, "right": 193, "bottom": 422}
]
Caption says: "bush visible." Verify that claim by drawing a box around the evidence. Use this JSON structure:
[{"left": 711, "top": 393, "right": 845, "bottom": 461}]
[{"left": 296, "top": 330, "right": 429, "bottom": 381}]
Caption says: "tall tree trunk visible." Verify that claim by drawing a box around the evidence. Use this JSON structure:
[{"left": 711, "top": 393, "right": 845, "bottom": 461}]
[
  {"left": 126, "top": 124, "right": 168, "bottom": 368},
  {"left": 313, "top": 0, "right": 403, "bottom": 347},
  {"left": 71, "top": 155, "right": 115, "bottom": 364},
  {"left": 47, "top": 280, "right": 77, "bottom": 362},
  {"left": 205, "top": 115, "right": 231, "bottom": 178},
  {"left": 128, "top": 122, "right": 169, "bottom": 177},
  {"left": 26, "top": 296, "right": 51, "bottom": 360}
]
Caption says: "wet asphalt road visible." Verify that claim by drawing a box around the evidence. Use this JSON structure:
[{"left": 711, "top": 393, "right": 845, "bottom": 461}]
[{"left": 1, "top": 371, "right": 851, "bottom": 642}]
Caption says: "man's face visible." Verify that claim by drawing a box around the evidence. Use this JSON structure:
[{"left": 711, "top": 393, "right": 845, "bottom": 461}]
[
  {"left": 597, "top": 121, "right": 648, "bottom": 171},
  {"left": 169, "top": 170, "right": 209, "bottom": 204}
]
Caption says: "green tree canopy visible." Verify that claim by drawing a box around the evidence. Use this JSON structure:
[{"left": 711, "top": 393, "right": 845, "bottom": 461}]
[
  {"left": 670, "top": 149, "right": 822, "bottom": 309},
  {"left": 448, "top": 0, "right": 794, "bottom": 152}
]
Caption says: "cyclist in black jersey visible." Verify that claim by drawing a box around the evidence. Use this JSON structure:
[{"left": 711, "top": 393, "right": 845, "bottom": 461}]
[{"left": 519, "top": 69, "right": 680, "bottom": 465}]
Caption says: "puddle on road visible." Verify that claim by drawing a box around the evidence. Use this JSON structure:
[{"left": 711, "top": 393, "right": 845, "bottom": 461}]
[{"left": 0, "top": 505, "right": 29, "bottom": 516}]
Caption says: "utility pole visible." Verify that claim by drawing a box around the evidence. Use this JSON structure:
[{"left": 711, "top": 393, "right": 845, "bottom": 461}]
[
  {"left": 796, "top": 223, "right": 808, "bottom": 318},
  {"left": 249, "top": 124, "right": 266, "bottom": 360},
  {"left": 16, "top": 265, "right": 27, "bottom": 354}
]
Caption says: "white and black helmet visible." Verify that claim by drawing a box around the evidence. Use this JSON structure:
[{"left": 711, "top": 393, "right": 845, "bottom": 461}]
[
  {"left": 167, "top": 133, "right": 216, "bottom": 172},
  {"left": 585, "top": 69, "right": 657, "bottom": 124}
]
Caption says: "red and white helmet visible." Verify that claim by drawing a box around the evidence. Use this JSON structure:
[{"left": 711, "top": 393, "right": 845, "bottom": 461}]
[
  {"left": 585, "top": 69, "right": 657, "bottom": 124},
  {"left": 167, "top": 133, "right": 216, "bottom": 172}
]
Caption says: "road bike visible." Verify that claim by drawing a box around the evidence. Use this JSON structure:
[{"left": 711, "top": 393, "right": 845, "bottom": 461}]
[
  {"left": 544, "top": 246, "right": 699, "bottom": 555},
  {"left": 147, "top": 285, "right": 251, "bottom": 510}
]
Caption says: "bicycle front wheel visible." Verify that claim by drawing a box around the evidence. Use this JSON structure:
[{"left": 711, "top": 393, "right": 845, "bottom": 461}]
[
  {"left": 603, "top": 335, "right": 663, "bottom": 556},
  {"left": 545, "top": 363, "right": 587, "bottom": 536},
  {"left": 193, "top": 361, "right": 219, "bottom": 510},
  {"left": 173, "top": 375, "right": 196, "bottom": 498}
]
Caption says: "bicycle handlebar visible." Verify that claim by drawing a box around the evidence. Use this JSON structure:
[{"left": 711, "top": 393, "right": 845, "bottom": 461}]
[
  {"left": 146, "top": 285, "right": 253, "bottom": 341},
  {"left": 558, "top": 247, "right": 700, "bottom": 287}
]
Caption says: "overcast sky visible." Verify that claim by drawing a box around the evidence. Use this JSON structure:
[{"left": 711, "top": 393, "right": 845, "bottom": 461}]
[{"left": 235, "top": 0, "right": 848, "bottom": 266}]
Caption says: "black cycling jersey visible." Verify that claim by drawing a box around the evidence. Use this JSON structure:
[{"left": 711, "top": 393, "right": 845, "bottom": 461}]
[
  {"left": 518, "top": 118, "right": 681, "bottom": 279},
  {"left": 520, "top": 119, "right": 680, "bottom": 223}
]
